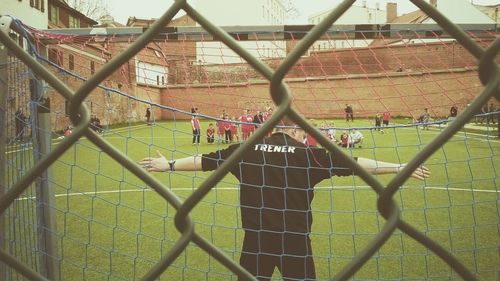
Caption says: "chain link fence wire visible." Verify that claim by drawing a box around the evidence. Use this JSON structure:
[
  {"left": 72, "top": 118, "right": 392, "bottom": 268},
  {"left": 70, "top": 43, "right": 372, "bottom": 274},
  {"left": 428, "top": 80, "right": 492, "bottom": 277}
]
[{"left": 1, "top": 0, "right": 499, "bottom": 280}]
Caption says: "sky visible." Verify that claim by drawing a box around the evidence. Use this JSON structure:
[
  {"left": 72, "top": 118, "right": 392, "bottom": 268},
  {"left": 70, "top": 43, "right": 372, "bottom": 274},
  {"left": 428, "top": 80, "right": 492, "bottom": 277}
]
[{"left": 104, "top": 0, "right": 500, "bottom": 25}]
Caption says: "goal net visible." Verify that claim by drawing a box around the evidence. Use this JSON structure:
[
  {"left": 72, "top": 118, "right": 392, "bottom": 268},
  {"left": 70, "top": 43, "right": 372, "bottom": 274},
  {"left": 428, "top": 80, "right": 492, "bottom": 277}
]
[{"left": 1, "top": 17, "right": 499, "bottom": 281}]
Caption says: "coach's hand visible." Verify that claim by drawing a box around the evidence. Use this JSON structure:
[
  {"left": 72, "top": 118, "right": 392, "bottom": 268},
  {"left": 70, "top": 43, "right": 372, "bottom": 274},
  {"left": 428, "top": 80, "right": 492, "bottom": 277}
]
[
  {"left": 405, "top": 164, "right": 431, "bottom": 181},
  {"left": 140, "top": 151, "right": 168, "bottom": 172}
]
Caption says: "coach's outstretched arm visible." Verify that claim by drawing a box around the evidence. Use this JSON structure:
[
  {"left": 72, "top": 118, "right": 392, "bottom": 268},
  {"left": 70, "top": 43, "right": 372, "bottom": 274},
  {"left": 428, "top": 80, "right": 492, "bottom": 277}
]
[
  {"left": 140, "top": 152, "right": 430, "bottom": 180},
  {"left": 140, "top": 151, "right": 202, "bottom": 172},
  {"left": 357, "top": 157, "right": 430, "bottom": 180}
]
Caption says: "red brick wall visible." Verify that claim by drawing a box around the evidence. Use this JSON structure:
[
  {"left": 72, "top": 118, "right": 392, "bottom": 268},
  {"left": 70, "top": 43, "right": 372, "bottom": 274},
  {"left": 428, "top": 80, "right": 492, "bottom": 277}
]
[
  {"left": 160, "top": 69, "right": 490, "bottom": 120},
  {"left": 159, "top": 39, "right": 498, "bottom": 121},
  {"left": 46, "top": 43, "right": 162, "bottom": 132},
  {"left": 190, "top": 39, "right": 495, "bottom": 85}
]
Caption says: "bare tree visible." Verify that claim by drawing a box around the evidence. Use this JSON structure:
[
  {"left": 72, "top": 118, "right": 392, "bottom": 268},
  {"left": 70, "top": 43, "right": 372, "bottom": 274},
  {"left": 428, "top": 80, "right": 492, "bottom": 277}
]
[{"left": 66, "top": 0, "right": 109, "bottom": 21}]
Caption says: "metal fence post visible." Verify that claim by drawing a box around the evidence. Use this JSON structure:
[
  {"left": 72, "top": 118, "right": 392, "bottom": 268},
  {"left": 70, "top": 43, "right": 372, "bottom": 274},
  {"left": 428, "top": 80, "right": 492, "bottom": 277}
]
[
  {"left": 0, "top": 17, "right": 9, "bottom": 281},
  {"left": 31, "top": 50, "right": 60, "bottom": 280}
]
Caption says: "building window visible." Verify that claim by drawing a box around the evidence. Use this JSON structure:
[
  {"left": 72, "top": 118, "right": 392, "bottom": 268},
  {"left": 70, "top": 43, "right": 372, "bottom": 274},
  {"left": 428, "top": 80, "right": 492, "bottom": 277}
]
[
  {"left": 156, "top": 75, "right": 160, "bottom": 85},
  {"left": 50, "top": 5, "right": 59, "bottom": 25},
  {"left": 48, "top": 48, "right": 63, "bottom": 66},
  {"left": 69, "top": 16, "right": 80, "bottom": 28},
  {"left": 90, "top": 61, "right": 95, "bottom": 74},
  {"left": 161, "top": 76, "right": 165, "bottom": 85},
  {"left": 68, "top": 54, "right": 74, "bottom": 70},
  {"left": 30, "top": 0, "right": 44, "bottom": 11}
]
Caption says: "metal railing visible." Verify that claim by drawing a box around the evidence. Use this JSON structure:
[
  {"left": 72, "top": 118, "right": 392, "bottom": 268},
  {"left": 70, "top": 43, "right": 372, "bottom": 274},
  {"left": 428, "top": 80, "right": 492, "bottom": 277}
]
[{"left": 0, "top": 0, "right": 498, "bottom": 280}]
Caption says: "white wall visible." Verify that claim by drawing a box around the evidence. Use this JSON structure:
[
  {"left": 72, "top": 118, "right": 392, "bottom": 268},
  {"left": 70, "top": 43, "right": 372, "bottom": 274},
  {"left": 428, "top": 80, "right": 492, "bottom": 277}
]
[
  {"left": 423, "top": 0, "right": 495, "bottom": 24},
  {"left": 309, "top": 4, "right": 387, "bottom": 25},
  {"left": 308, "top": 4, "right": 387, "bottom": 53},
  {"left": 135, "top": 60, "right": 168, "bottom": 87},
  {"left": 195, "top": 0, "right": 286, "bottom": 64},
  {"left": 195, "top": 0, "right": 285, "bottom": 26},
  {"left": 1, "top": 0, "right": 48, "bottom": 29}
]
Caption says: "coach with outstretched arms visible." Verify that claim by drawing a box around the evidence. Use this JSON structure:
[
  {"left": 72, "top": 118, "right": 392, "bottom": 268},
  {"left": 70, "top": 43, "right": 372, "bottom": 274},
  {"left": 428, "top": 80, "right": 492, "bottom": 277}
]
[{"left": 140, "top": 117, "right": 430, "bottom": 281}]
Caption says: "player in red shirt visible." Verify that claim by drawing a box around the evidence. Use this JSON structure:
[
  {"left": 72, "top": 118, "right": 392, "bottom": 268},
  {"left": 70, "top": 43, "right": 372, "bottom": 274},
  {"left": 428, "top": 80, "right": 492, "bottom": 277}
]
[
  {"left": 263, "top": 107, "right": 274, "bottom": 137},
  {"left": 338, "top": 131, "right": 349, "bottom": 148},
  {"left": 223, "top": 114, "right": 232, "bottom": 143},
  {"left": 191, "top": 115, "right": 201, "bottom": 145},
  {"left": 263, "top": 107, "right": 273, "bottom": 122},
  {"left": 206, "top": 123, "right": 215, "bottom": 144},
  {"left": 230, "top": 117, "right": 240, "bottom": 143},
  {"left": 239, "top": 109, "right": 254, "bottom": 141},
  {"left": 383, "top": 111, "right": 391, "bottom": 127},
  {"left": 216, "top": 114, "right": 225, "bottom": 143}
]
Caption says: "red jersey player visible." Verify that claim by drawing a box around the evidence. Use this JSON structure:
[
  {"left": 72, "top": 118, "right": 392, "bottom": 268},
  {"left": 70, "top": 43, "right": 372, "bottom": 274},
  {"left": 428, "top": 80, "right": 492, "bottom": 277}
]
[
  {"left": 239, "top": 109, "right": 254, "bottom": 141},
  {"left": 383, "top": 111, "right": 391, "bottom": 126},
  {"left": 206, "top": 123, "right": 215, "bottom": 144},
  {"left": 230, "top": 117, "right": 239, "bottom": 143}
]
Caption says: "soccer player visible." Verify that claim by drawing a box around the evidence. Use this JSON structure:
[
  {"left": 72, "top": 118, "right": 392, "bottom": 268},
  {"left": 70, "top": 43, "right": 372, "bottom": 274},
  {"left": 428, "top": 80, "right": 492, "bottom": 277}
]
[
  {"left": 327, "top": 122, "right": 336, "bottom": 142},
  {"left": 145, "top": 107, "right": 152, "bottom": 125},
  {"left": 382, "top": 111, "right": 391, "bottom": 127},
  {"left": 374, "top": 113, "right": 382, "bottom": 131},
  {"left": 449, "top": 105, "right": 458, "bottom": 118},
  {"left": 239, "top": 109, "right": 254, "bottom": 141},
  {"left": 230, "top": 117, "right": 240, "bottom": 143},
  {"left": 206, "top": 123, "right": 215, "bottom": 144},
  {"left": 344, "top": 104, "right": 354, "bottom": 122},
  {"left": 338, "top": 131, "right": 349, "bottom": 148},
  {"left": 191, "top": 114, "right": 201, "bottom": 145},
  {"left": 223, "top": 114, "right": 232, "bottom": 144},
  {"left": 349, "top": 128, "right": 364, "bottom": 148},
  {"left": 253, "top": 110, "right": 264, "bottom": 129},
  {"left": 216, "top": 114, "right": 225, "bottom": 143},
  {"left": 90, "top": 114, "right": 103, "bottom": 133},
  {"left": 263, "top": 107, "right": 274, "bottom": 137},
  {"left": 140, "top": 117, "right": 430, "bottom": 281},
  {"left": 418, "top": 108, "right": 431, "bottom": 130}
]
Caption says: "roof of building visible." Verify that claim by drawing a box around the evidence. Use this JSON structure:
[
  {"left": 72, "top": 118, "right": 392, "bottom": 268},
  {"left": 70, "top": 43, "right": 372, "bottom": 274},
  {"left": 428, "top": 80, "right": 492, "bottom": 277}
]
[
  {"left": 473, "top": 3, "right": 500, "bottom": 8},
  {"left": 389, "top": 0, "right": 495, "bottom": 24},
  {"left": 390, "top": 9, "right": 429, "bottom": 24},
  {"left": 126, "top": 14, "right": 195, "bottom": 27}
]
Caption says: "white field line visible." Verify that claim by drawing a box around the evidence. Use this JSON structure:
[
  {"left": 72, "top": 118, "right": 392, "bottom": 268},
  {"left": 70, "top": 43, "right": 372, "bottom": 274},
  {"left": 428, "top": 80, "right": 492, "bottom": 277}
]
[{"left": 15, "top": 185, "right": 498, "bottom": 201}]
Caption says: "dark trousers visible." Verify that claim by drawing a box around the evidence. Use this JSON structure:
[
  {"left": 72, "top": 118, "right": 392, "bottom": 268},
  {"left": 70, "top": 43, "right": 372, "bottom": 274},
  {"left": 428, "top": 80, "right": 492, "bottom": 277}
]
[
  {"left": 192, "top": 129, "right": 200, "bottom": 143},
  {"left": 238, "top": 230, "right": 316, "bottom": 281},
  {"left": 346, "top": 113, "right": 353, "bottom": 122},
  {"left": 225, "top": 129, "right": 232, "bottom": 143}
]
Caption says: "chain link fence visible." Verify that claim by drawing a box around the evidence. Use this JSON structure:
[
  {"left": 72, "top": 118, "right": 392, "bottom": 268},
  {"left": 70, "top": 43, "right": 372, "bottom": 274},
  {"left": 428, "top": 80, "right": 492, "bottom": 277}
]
[{"left": 0, "top": 0, "right": 499, "bottom": 280}]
